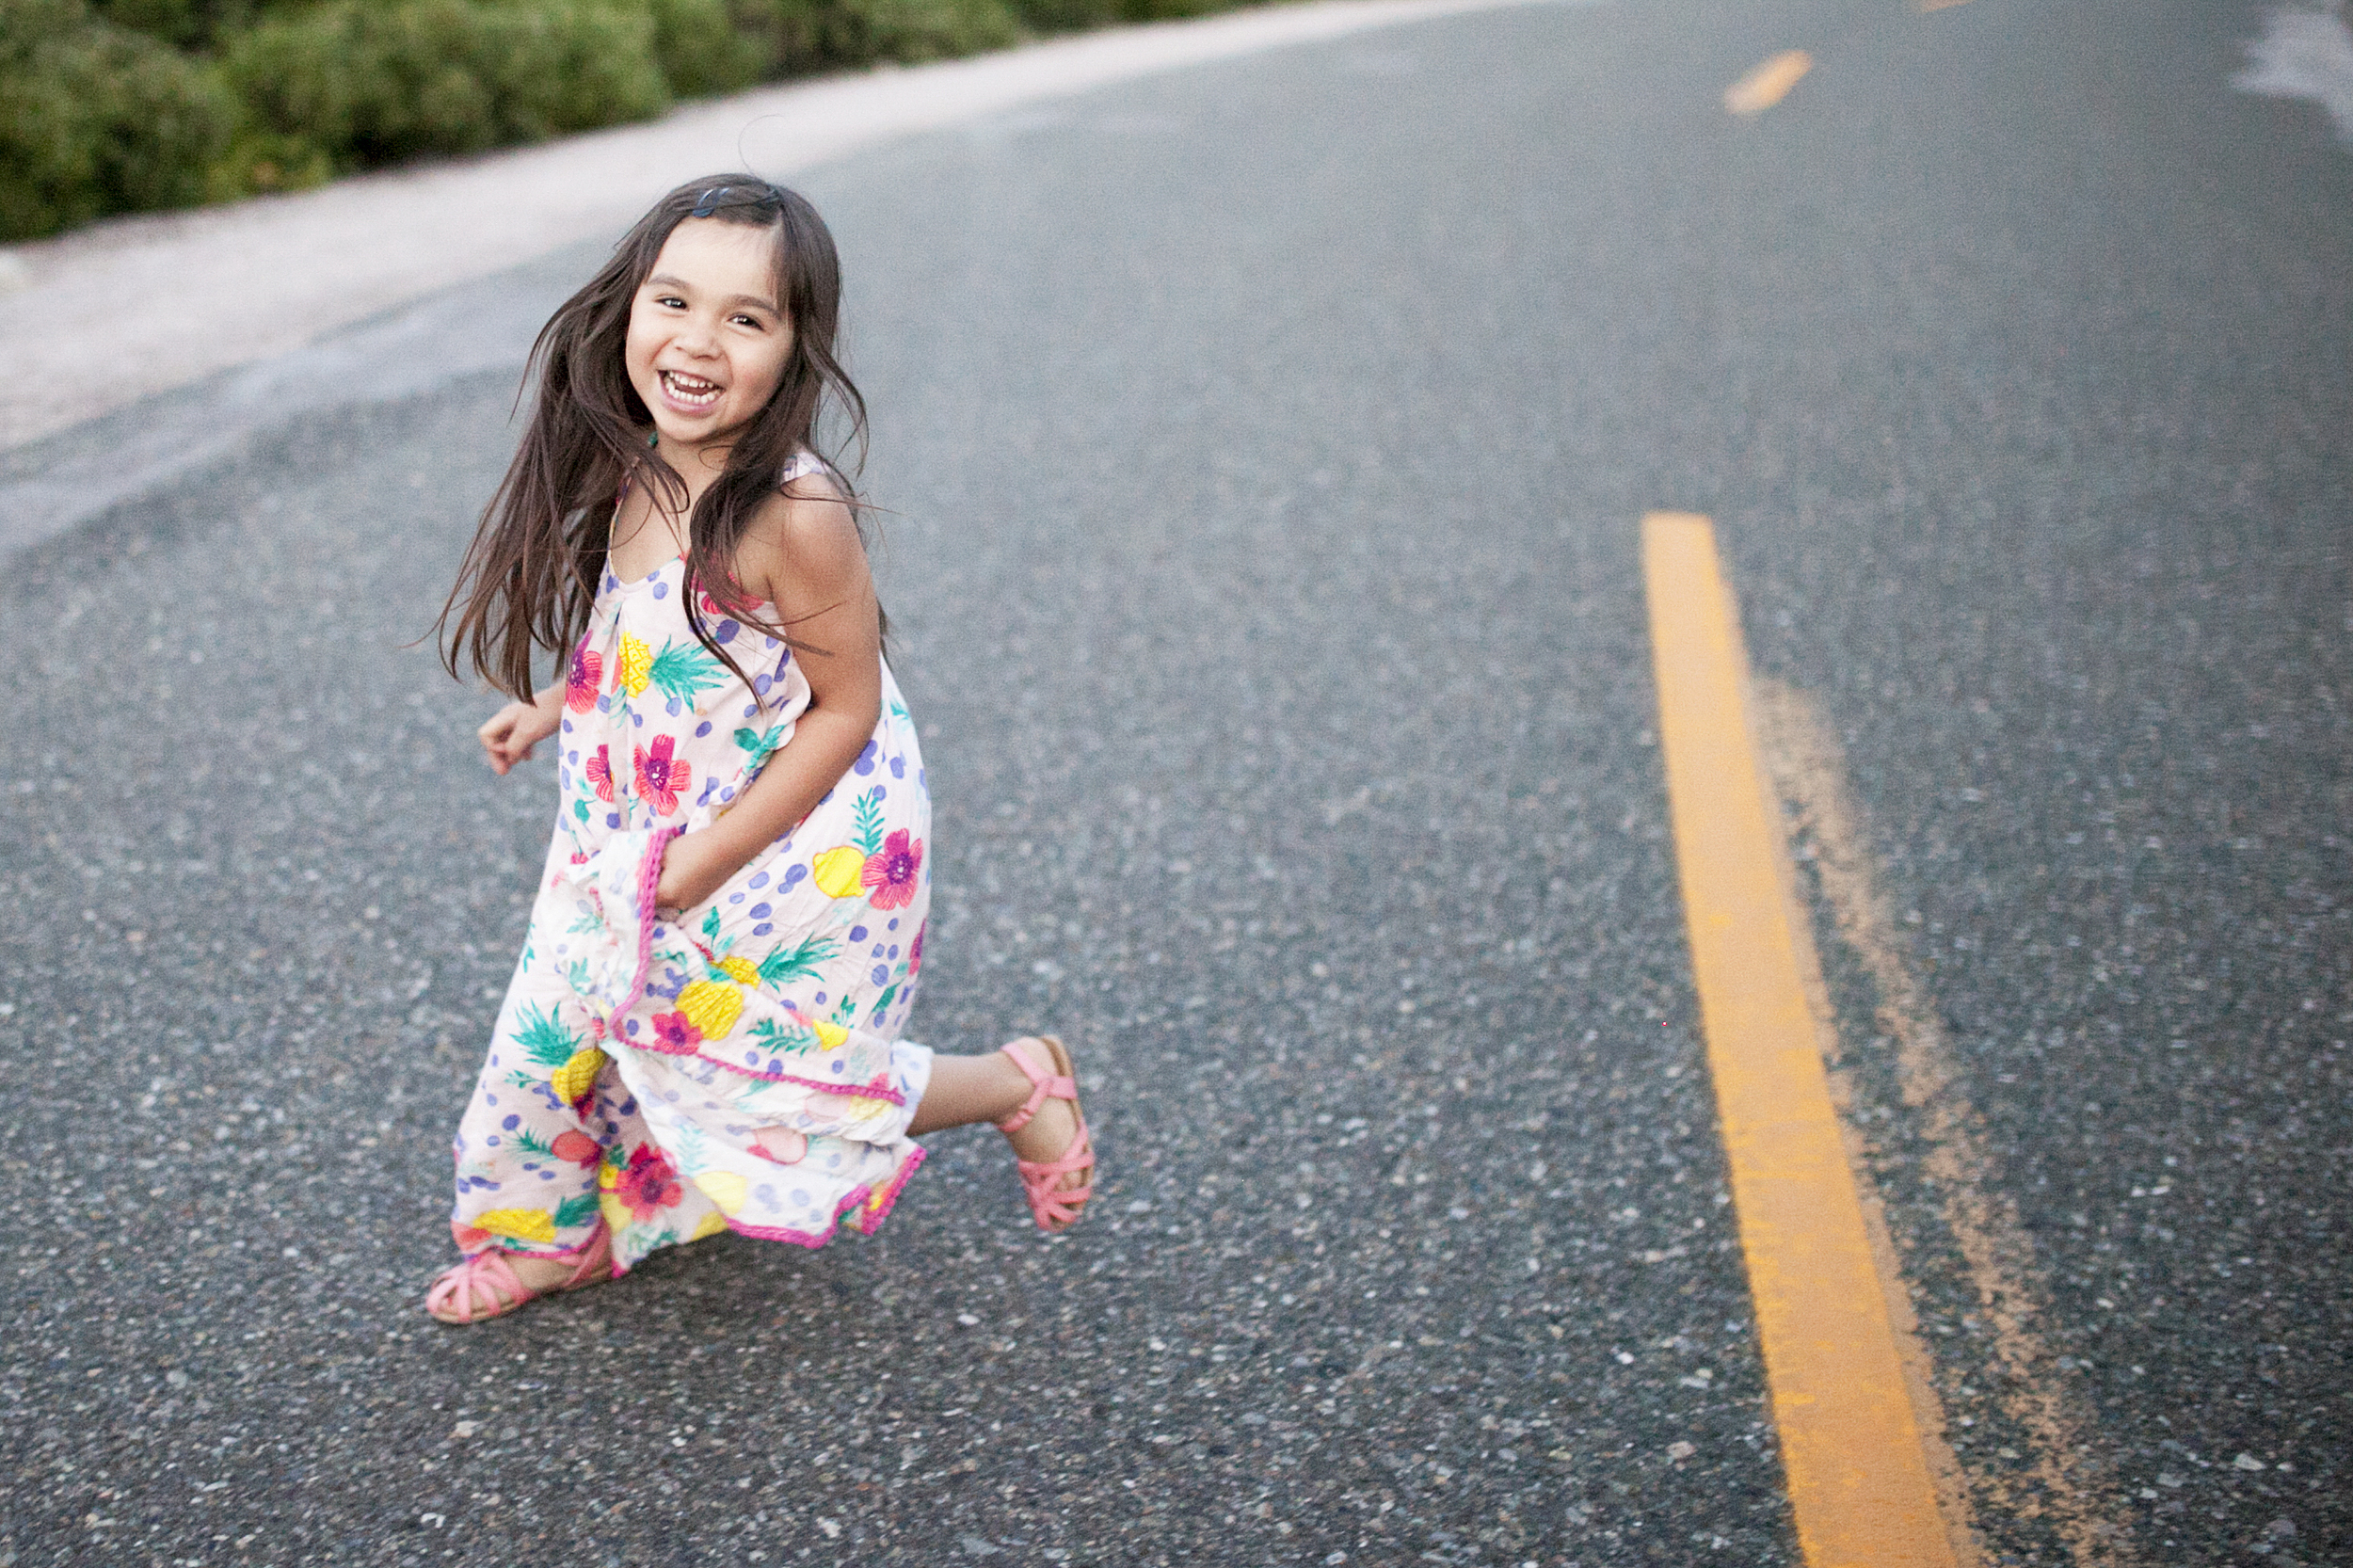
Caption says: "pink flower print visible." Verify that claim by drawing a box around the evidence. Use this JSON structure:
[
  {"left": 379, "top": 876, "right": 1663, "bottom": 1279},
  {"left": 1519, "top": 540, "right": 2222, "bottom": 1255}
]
[
  {"left": 584, "top": 744, "right": 615, "bottom": 803},
  {"left": 860, "top": 830, "right": 922, "bottom": 910},
  {"left": 650, "top": 1011, "right": 702, "bottom": 1051},
  {"left": 565, "top": 642, "right": 603, "bottom": 713},
  {"left": 614, "top": 1145, "right": 683, "bottom": 1221},
  {"left": 908, "top": 925, "right": 923, "bottom": 975},
  {"left": 633, "top": 734, "right": 692, "bottom": 816}
]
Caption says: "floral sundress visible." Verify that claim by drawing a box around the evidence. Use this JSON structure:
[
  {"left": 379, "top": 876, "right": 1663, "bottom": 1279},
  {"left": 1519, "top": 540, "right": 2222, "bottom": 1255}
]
[{"left": 449, "top": 457, "right": 931, "bottom": 1273}]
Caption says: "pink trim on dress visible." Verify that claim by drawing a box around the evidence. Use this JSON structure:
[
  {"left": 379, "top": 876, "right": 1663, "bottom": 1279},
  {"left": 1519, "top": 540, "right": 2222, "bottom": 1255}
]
[
  {"left": 595, "top": 826, "right": 679, "bottom": 1036},
  {"left": 681, "top": 1057, "right": 906, "bottom": 1103},
  {"left": 720, "top": 1145, "right": 927, "bottom": 1250}
]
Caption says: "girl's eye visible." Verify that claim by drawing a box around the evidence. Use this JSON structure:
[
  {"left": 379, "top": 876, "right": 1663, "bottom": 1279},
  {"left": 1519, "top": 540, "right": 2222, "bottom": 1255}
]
[{"left": 731, "top": 314, "right": 766, "bottom": 329}]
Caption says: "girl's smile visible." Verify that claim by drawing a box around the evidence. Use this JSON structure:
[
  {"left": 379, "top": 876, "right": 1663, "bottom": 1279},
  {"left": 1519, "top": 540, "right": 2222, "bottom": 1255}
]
[
  {"left": 625, "top": 217, "right": 795, "bottom": 458},
  {"left": 655, "top": 368, "right": 723, "bottom": 410}
]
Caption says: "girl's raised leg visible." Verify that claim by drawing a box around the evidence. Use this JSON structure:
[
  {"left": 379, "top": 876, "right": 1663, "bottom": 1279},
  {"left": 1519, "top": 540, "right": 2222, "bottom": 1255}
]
[{"left": 907, "top": 1038, "right": 1095, "bottom": 1231}]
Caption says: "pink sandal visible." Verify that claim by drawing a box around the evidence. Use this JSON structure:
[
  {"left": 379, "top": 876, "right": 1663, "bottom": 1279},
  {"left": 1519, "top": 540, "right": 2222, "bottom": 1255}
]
[
  {"left": 424, "top": 1223, "right": 612, "bottom": 1324},
  {"left": 996, "top": 1035, "right": 1096, "bottom": 1232}
]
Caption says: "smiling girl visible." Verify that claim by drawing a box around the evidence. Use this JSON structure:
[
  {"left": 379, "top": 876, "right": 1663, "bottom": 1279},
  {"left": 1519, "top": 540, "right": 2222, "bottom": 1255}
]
[{"left": 424, "top": 177, "right": 1094, "bottom": 1323}]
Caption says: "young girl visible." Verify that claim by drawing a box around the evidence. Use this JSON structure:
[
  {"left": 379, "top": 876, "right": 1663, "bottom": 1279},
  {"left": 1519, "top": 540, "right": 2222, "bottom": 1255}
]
[{"left": 424, "top": 176, "right": 1094, "bottom": 1324}]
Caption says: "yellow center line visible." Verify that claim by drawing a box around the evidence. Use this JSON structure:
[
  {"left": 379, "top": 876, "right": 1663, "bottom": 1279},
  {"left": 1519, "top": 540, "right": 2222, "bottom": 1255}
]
[
  {"left": 1641, "top": 513, "right": 1961, "bottom": 1568},
  {"left": 1724, "top": 49, "right": 1815, "bottom": 116}
]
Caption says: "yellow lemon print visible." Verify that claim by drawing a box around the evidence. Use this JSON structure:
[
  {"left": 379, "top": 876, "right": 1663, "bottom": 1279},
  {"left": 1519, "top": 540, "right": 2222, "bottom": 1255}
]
[
  {"left": 811, "top": 1019, "right": 849, "bottom": 1051},
  {"left": 676, "top": 980, "right": 744, "bottom": 1040},
  {"left": 551, "top": 1045, "right": 607, "bottom": 1106},
  {"left": 472, "top": 1208, "right": 557, "bottom": 1245},
  {"left": 600, "top": 1192, "right": 632, "bottom": 1235},
  {"left": 713, "top": 954, "right": 760, "bottom": 985},
  {"left": 689, "top": 1208, "right": 730, "bottom": 1241},
  {"left": 616, "top": 632, "right": 652, "bottom": 696},
  {"left": 811, "top": 845, "right": 866, "bottom": 899},
  {"left": 693, "top": 1169, "right": 748, "bottom": 1216}
]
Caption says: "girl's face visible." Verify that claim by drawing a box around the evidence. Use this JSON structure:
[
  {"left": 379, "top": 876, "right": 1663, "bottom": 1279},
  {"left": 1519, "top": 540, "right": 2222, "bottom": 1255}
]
[{"left": 624, "top": 217, "right": 794, "bottom": 455}]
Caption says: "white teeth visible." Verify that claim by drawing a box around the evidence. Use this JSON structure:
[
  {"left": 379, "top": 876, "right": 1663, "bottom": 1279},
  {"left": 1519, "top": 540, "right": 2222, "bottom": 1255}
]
[{"left": 660, "top": 371, "right": 720, "bottom": 406}]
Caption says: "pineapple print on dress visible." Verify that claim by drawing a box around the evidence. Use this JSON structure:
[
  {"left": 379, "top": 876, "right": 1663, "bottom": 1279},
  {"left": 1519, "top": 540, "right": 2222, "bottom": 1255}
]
[
  {"left": 450, "top": 458, "right": 934, "bottom": 1272},
  {"left": 509, "top": 1002, "right": 607, "bottom": 1115}
]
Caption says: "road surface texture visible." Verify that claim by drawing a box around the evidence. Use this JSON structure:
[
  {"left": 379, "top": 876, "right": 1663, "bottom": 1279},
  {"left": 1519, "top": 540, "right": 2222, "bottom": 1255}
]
[{"left": 1, "top": 0, "right": 2345, "bottom": 1564}]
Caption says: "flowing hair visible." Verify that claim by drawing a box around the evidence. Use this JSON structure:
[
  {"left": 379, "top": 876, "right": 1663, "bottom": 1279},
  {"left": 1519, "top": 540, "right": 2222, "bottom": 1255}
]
[{"left": 437, "top": 175, "right": 871, "bottom": 698}]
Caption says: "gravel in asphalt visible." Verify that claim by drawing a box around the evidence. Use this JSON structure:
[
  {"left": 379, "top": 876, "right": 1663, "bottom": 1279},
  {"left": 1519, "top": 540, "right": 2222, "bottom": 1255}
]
[{"left": 1, "top": 1, "right": 2345, "bottom": 1564}]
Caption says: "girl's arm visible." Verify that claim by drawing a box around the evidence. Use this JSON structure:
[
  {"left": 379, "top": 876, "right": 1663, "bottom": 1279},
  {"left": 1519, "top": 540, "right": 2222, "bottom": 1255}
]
[
  {"left": 655, "top": 478, "right": 882, "bottom": 912},
  {"left": 479, "top": 684, "right": 565, "bottom": 775}
]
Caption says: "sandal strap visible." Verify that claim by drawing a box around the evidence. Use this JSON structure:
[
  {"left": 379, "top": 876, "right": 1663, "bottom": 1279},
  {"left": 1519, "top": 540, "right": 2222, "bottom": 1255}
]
[
  {"left": 994, "top": 1037, "right": 1077, "bottom": 1134},
  {"left": 1016, "top": 1121, "right": 1096, "bottom": 1228},
  {"left": 427, "top": 1250, "right": 529, "bottom": 1322},
  {"left": 428, "top": 1224, "right": 610, "bottom": 1322},
  {"left": 563, "top": 1222, "right": 614, "bottom": 1288}
]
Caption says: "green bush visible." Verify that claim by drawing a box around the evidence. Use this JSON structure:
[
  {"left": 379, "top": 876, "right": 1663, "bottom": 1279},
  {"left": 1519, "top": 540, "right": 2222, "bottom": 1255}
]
[
  {"left": 88, "top": 0, "right": 262, "bottom": 50},
  {"left": 1, "top": 0, "right": 237, "bottom": 240},
  {"left": 1, "top": 0, "right": 1269, "bottom": 240},
  {"left": 726, "top": 0, "right": 1017, "bottom": 75},
  {"left": 224, "top": 0, "right": 672, "bottom": 171},
  {"left": 649, "top": 0, "right": 764, "bottom": 97}
]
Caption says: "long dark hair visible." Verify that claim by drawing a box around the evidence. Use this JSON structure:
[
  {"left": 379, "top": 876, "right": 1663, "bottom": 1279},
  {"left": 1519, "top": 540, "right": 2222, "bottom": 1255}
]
[{"left": 438, "top": 175, "right": 870, "bottom": 698}]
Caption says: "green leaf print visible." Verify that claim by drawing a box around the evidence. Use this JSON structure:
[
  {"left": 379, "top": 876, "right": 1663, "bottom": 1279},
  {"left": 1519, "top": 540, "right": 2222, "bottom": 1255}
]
[
  {"left": 566, "top": 910, "right": 604, "bottom": 936},
  {"left": 701, "top": 907, "right": 724, "bottom": 944},
  {"left": 647, "top": 641, "right": 728, "bottom": 706},
  {"left": 748, "top": 1016, "right": 819, "bottom": 1053},
  {"left": 852, "top": 787, "right": 886, "bottom": 857},
  {"left": 512, "top": 1128, "right": 555, "bottom": 1160},
  {"left": 757, "top": 933, "right": 839, "bottom": 988},
  {"left": 733, "top": 724, "right": 786, "bottom": 768},
  {"left": 552, "top": 1194, "right": 601, "bottom": 1231},
  {"left": 510, "top": 1003, "right": 584, "bottom": 1070}
]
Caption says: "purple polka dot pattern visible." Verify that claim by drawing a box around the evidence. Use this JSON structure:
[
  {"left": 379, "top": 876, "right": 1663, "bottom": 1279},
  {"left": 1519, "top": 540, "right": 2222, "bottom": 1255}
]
[{"left": 447, "top": 454, "right": 935, "bottom": 1274}]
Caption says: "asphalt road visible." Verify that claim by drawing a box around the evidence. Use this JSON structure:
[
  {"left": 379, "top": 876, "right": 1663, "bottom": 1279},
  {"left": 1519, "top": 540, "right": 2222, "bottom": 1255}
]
[{"left": 3, "top": 1, "right": 2346, "bottom": 1565}]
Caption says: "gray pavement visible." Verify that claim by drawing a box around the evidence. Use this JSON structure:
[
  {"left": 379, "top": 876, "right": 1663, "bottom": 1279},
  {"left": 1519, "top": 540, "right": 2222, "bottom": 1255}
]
[{"left": 2, "top": 1, "right": 2346, "bottom": 1565}]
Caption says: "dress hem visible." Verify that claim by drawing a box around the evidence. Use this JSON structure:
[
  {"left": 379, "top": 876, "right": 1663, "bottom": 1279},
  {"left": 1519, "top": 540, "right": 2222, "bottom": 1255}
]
[{"left": 719, "top": 1143, "right": 928, "bottom": 1251}]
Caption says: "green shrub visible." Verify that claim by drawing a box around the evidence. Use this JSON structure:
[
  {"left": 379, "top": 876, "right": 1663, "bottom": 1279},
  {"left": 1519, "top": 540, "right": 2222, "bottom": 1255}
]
[
  {"left": 650, "top": 0, "right": 763, "bottom": 96},
  {"left": 223, "top": 0, "right": 672, "bottom": 170},
  {"left": 727, "top": 0, "right": 1018, "bottom": 75},
  {"left": 88, "top": 0, "right": 260, "bottom": 49},
  {"left": 4, "top": 0, "right": 1272, "bottom": 240},
  {"left": 1, "top": 0, "right": 237, "bottom": 240},
  {"left": 998, "top": 0, "right": 1119, "bottom": 32}
]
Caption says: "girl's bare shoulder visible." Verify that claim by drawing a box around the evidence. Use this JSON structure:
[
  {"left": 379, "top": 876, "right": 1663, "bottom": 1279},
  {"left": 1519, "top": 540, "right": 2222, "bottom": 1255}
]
[{"left": 738, "top": 462, "right": 867, "bottom": 610}]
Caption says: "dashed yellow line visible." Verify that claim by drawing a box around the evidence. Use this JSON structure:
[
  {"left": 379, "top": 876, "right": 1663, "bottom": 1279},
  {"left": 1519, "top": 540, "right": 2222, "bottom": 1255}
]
[
  {"left": 1725, "top": 49, "right": 1814, "bottom": 115},
  {"left": 1641, "top": 513, "right": 1961, "bottom": 1568}
]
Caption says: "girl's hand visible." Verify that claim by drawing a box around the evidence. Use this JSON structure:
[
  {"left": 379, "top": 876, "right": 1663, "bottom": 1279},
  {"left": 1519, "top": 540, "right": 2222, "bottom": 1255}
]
[
  {"left": 655, "top": 828, "right": 738, "bottom": 916},
  {"left": 479, "top": 688, "right": 563, "bottom": 776}
]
